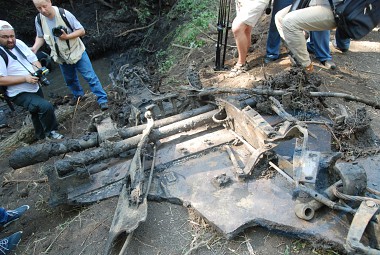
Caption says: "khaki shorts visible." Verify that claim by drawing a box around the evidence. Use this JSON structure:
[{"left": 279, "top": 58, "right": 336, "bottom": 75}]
[{"left": 235, "top": 0, "right": 270, "bottom": 27}]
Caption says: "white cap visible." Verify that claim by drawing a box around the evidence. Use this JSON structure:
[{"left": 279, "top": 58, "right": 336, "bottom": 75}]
[{"left": 0, "top": 20, "right": 14, "bottom": 31}]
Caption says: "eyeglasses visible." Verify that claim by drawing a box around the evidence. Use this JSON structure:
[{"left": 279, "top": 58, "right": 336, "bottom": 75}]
[{"left": 0, "top": 34, "right": 15, "bottom": 39}]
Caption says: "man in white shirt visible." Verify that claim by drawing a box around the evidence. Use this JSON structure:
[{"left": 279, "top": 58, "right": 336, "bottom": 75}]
[{"left": 0, "top": 20, "right": 63, "bottom": 140}]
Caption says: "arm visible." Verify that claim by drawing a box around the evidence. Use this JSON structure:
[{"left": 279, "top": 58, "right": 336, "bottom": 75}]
[
  {"left": 31, "top": 36, "right": 45, "bottom": 54},
  {"left": 59, "top": 27, "right": 85, "bottom": 40},
  {"left": 32, "top": 60, "right": 42, "bottom": 70},
  {"left": 0, "top": 75, "right": 39, "bottom": 86}
]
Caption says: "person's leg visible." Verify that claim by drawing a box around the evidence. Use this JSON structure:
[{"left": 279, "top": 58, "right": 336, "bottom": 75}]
[
  {"left": 11, "top": 90, "right": 59, "bottom": 139},
  {"left": 75, "top": 51, "right": 108, "bottom": 104},
  {"left": 309, "top": 30, "right": 336, "bottom": 69},
  {"left": 308, "top": 30, "right": 331, "bottom": 62},
  {"left": 232, "top": 21, "right": 252, "bottom": 66},
  {"left": 266, "top": 0, "right": 293, "bottom": 61},
  {"left": 335, "top": 28, "right": 350, "bottom": 52},
  {"left": 59, "top": 63, "right": 85, "bottom": 98},
  {"left": 276, "top": 5, "right": 336, "bottom": 68}
]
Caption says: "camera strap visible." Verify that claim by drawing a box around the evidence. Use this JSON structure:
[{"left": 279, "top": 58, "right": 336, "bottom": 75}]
[{"left": 1, "top": 45, "right": 36, "bottom": 76}]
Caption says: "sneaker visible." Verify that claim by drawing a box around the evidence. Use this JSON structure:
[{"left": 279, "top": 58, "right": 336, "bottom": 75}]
[
  {"left": 321, "top": 60, "right": 336, "bottom": 70},
  {"left": 100, "top": 102, "right": 109, "bottom": 111},
  {"left": 47, "top": 131, "right": 64, "bottom": 140},
  {"left": 0, "top": 231, "right": 22, "bottom": 255},
  {"left": 69, "top": 95, "right": 86, "bottom": 106},
  {"left": 228, "top": 63, "right": 248, "bottom": 78},
  {"left": 264, "top": 57, "right": 277, "bottom": 64},
  {"left": 1, "top": 205, "right": 29, "bottom": 228}
]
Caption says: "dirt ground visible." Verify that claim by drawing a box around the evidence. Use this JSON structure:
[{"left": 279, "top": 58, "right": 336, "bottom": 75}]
[{"left": 1, "top": 2, "right": 380, "bottom": 254}]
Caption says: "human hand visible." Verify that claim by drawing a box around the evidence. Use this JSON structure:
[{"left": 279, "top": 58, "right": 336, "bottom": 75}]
[
  {"left": 58, "top": 30, "right": 69, "bottom": 40},
  {"left": 25, "top": 75, "right": 40, "bottom": 84}
]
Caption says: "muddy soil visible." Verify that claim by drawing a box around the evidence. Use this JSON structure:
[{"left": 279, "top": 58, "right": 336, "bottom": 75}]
[{"left": 1, "top": 1, "right": 380, "bottom": 255}]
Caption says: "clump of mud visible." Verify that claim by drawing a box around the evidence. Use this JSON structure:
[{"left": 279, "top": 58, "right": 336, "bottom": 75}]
[{"left": 255, "top": 67, "right": 323, "bottom": 119}]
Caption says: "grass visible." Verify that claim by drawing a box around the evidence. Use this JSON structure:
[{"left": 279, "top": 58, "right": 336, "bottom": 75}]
[{"left": 154, "top": 0, "right": 220, "bottom": 74}]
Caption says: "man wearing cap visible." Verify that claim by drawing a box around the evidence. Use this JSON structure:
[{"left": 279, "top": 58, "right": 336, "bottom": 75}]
[
  {"left": 31, "top": 0, "right": 109, "bottom": 111},
  {"left": 0, "top": 20, "right": 63, "bottom": 140}
]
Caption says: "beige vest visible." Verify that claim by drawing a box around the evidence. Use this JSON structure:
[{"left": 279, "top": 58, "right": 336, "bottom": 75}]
[{"left": 40, "top": 7, "right": 85, "bottom": 64}]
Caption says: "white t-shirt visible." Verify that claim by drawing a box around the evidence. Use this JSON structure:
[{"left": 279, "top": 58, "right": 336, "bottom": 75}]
[{"left": 0, "top": 39, "right": 39, "bottom": 97}]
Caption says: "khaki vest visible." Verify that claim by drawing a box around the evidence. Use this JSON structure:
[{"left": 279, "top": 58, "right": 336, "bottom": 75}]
[{"left": 40, "top": 6, "right": 85, "bottom": 64}]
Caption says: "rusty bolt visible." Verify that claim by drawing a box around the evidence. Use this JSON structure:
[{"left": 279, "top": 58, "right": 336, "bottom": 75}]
[{"left": 365, "top": 200, "right": 376, "bottom": 207}]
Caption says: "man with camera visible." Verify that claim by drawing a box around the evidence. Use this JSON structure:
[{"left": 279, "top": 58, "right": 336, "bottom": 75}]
[
  {"left": 31, "top": 0, "right": 109, "bottom": 111},
  {"left": 0, "top": 20, "right": 63, "bottom": 140}
]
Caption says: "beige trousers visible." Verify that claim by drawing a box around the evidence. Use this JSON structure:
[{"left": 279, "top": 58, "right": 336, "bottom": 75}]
[{"left": 275, "top": 5, "right": 337, "bottom": 67}]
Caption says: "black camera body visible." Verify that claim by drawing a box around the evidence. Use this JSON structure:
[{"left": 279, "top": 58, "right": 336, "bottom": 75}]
[
  {"left": 33, "top": 67, "right": 50, "bottom": 86},
  {"left": 52, "top": 25, "right": 68, "bottom": 37}
]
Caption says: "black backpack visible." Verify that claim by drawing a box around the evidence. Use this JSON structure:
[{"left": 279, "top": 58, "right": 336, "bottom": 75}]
[{"left": 329, "top": 0, "right": 380, "bottom": 40}]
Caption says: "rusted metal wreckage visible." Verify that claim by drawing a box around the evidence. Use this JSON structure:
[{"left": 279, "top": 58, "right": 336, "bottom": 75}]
[{"left": 9, "top": 88, "right": 380, "bottom": 255}]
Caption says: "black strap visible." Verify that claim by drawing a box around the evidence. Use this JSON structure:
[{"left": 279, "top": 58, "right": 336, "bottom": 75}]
[
  {"left": 37, "top": 7, "right": 73, "bottom": 32},
  {"left": 37, "top": 7, "right": 73, "bottom": 60},
  {"left": 2, "top": 46, "right": 36, "bottom": 75},
  {"left": 0, "top": 47, "right": 15, "bottom": 111},
  {"left": 0, "top": 47, "right": 8, "bottom": 67}
]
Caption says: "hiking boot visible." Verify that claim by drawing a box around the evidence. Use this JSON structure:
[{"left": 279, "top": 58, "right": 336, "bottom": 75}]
[
  {"left": 228, "top": 63, "right": 248, "bottom": 78},
  {"left": 100, "top": 102, "right": 109, "bottom": 111},
  {"left": 0, "top": 231, "right": 22, "bottom": 255},
  {"left": 69, "top": 95, "right": 86, "bottom": 106},
  {"left": 46, "top": 131, "right": 64, "bottom": 140},
  {"left": 321, "top": 60, "right": 336, "bottom": 70},
  {"left": 1, "top": 205, "right": 29, "bottom": 228}
]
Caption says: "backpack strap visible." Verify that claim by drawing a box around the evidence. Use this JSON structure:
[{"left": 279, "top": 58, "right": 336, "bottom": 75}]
[
  {"left": 0, "top": 47, "right": 8, "bottom": 67},
  {"left": 58, "top": 7, "right": 73, "bottom": 31},
  {"left": 37, "top": 7, "right": 73, "bottom": 32},
  {"left": 0, "top": 47, "right": 15, "bottom": 111}
]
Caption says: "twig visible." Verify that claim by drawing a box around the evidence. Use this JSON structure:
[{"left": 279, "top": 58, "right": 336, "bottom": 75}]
[
  {"left": 96, "top": 0, "right": 114, "bottom": 9},
  {"left": 244, "top": 233, "right": 255, "bottom": 255},
  {"left": 2, "top": 177, "right": 47, "bottom": 186},
  {"left": 183, "top": 236, "right": 214, "bottom": 255},
  {"left": 116, "top": 20, "right": 158, "bottom": 37},
  {"left": 195, "top": 27, "right": 236, "bottom": 48},
  {"left": 303, "top": 121, "right": 342, "bottom": 151},
  {"left": 172, "top": 43, "right": 193, "bottom": 50},
  {"left": 353, "top": 69, "right": 380, "bottom": 76}
]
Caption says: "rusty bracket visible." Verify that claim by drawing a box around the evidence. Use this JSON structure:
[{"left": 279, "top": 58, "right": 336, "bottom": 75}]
[{"left": 345, "top": 200, "right": 380, "bottom": 254}]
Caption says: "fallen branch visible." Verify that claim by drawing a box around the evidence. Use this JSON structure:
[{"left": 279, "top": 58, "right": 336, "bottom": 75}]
[
  {"left": 116, "top": 20, "right": 158, "bottom": 37},
  {"left": 197, "top": 87, "right": 380, "bottom": 109}
]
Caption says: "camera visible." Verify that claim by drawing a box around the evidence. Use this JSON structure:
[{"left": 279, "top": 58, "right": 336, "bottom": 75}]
[
  {"left": 33, "top": 67, "right": 51, "bottom": 86},
  {"left": 52, "top": 25, "right": 67, "bottom": 37}
]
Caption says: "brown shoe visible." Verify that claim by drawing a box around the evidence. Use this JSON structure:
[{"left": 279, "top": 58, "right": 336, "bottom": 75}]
[{"left": 304, "top": 63, "right": 314, "bottom": 73}]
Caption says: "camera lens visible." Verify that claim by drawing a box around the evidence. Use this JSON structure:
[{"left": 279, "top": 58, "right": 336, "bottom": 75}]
[
  {"left": 52, "top": 27, "right": 63, "bottom": 37},
  {"left": 40, "top": 76, "right": 50, "bottom": 86}
]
